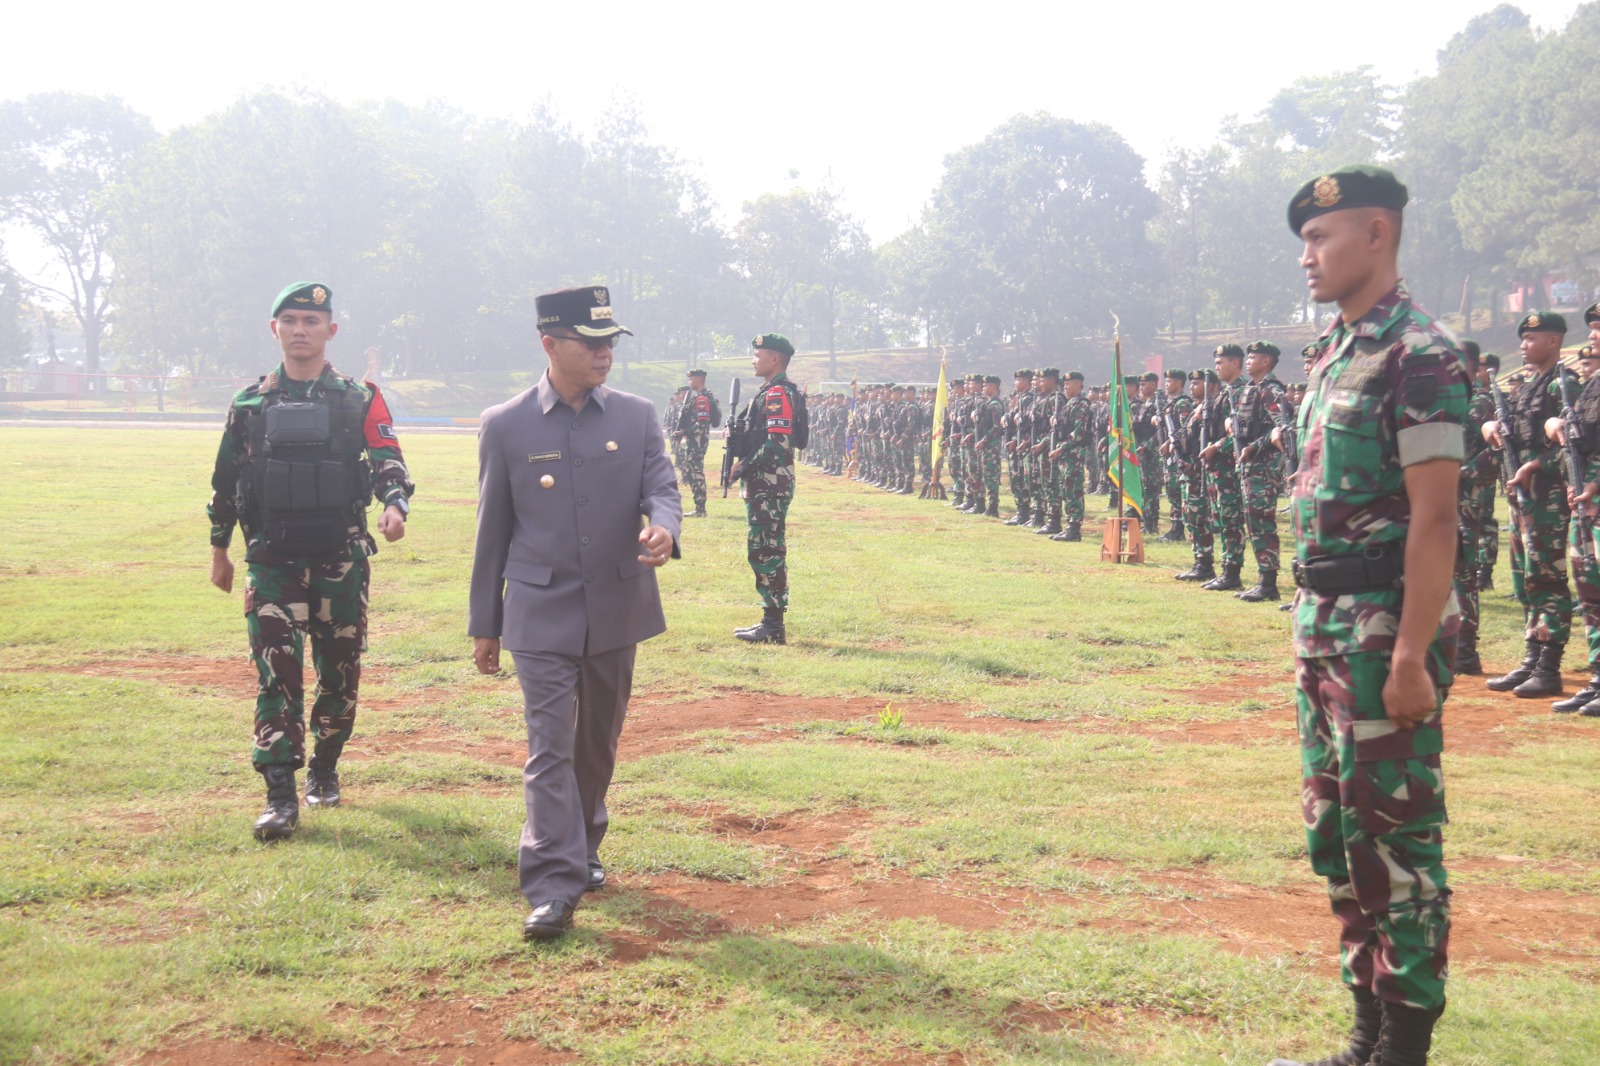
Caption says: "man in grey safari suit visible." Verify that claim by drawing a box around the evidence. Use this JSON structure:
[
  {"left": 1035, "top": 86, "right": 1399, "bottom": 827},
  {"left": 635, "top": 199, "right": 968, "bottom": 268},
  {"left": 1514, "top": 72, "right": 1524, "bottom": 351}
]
[{"left": 469, "top": 284, "right": 681, "bottom": 940}]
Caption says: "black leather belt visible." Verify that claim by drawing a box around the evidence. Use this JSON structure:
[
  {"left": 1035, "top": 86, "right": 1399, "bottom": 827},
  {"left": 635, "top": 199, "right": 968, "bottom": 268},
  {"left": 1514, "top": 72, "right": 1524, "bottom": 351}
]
[{"left": 1292, "top": 543, "right": 1405, "bottom": 595}]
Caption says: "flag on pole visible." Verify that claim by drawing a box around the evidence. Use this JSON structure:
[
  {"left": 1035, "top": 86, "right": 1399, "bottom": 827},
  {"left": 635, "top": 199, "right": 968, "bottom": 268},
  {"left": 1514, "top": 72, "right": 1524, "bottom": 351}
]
[
  {"left": 1108, "top": 317, "right": 1144, "bottom": 515},
  {"left": 928, "top": 359, "right": 949, "bottom": 474}
]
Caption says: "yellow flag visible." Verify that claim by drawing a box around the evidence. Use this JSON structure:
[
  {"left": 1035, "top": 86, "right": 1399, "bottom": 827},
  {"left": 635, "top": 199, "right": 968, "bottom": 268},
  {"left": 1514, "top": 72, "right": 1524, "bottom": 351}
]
[{"left": 929, "top": 359, "right": 949, "bottom": 473}]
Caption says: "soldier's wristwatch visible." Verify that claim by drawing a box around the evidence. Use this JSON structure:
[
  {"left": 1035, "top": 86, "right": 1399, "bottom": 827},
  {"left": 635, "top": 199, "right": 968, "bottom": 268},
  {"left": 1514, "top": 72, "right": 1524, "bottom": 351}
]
[{"left": 389, "top": 496, "right": 410, "bottom": 520}]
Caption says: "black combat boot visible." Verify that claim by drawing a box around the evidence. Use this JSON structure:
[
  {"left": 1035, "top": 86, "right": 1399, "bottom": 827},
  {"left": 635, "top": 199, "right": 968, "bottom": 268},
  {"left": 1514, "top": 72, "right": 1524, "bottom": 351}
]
[
  {"left": 1267, "top": 986, "right": 1382, "bottom": 1066},
  {"left": 1202, "top": 562, "right": 1243, "bottom": 591},
  {"left": 1237, "top": 569, "right": 1280, "bottom": 602},
  {"left": 1485, "top": 639, "right": 1539, "bottom": 691},
  {"left": 305, "top": 748, "right": 342, "bottom": 809},
  {"left": 1453, "top": 628, "right": 1482, "bottom": 676},
  {"left": 1005, "top": 504, "right": 1031, "bottom": 526},
  {"left": 948, "top": 491, "right": 965, "bottom": 508},
  {"left": 1175, "top": 557, "right": 1215, "bottom": 582},
  {"left": 254, "top": 765, "right": 299, "bottom": 842},
  {"left": 1478, "top": 565, "right": 1494, "bottom": 591},
  {"left": 1028, "top": 510, "right": 1049, "bottom": 529},
  {"left": 1513, "top": 641, "right": 1563, "bottom": 698},
  {"left": 1368, "top": 1002, "right": 1442, "bottom": 1066},
  {"left": 1160, "top": 520, "right": 1186, "bottom": 542},
  {"left": 1552, "top": 667, "right": 1600, "bottom": 713},
  {"left": 735, "top": 608, "right": 786, "bottom": 645},
  {"left": 1051, "top": 521, "right": 1082, "bottom": 542},
  {"left": 984, "top": 492, "right": 1000, "bottom": 518},
  {"left": 1142, "top": 513, "right": 1159, "bottom": 535},
  {"left": 1036, "top": 514, "right": 1062, "bottom": 536},
  {"left": 690, "top": 503, "right": 708, "bottom": 518}
]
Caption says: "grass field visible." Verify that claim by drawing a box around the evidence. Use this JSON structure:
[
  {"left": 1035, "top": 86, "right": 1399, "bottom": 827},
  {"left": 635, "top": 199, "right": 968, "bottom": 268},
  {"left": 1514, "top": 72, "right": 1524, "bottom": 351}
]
[{"left": 1, "top": 424, "right": 1598, "bottom": 1065}]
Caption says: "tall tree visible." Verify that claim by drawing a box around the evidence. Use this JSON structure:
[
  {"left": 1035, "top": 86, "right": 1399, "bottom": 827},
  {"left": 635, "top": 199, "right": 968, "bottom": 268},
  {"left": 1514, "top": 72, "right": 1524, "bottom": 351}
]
[
  {"left": 0, "top": 93, "right": 155, "bottom": 380},
  {"left": 0, "top": 251, "right": 30, "bottom": 367}
]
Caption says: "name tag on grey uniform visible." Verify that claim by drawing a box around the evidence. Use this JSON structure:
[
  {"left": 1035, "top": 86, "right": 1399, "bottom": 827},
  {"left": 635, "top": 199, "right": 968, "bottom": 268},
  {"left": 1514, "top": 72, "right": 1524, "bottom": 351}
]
[{"left": 529, "top": 451, "right": 562, "bottom": 463}]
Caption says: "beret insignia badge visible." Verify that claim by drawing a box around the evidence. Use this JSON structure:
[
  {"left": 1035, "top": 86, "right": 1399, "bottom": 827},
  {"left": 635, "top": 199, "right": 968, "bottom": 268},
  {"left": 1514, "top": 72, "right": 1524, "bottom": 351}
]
[
  {"left": 1312, "top": 176, "right": 1341, "bottom": 208},
  {"left": 1527, "top": 313, "right": 1542, "bottom": 329},
  {"left": 753, "top": 335, "right": 764, "bottom": 347},
  {"left": 312, "top": 286, "right": 328, "bottom": 306}
]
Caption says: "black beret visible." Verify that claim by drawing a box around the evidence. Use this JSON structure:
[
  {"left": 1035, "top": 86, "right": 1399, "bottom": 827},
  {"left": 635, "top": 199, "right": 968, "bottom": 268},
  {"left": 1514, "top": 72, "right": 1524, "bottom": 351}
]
[
  {"left": 983, "top": 374, "right": 1001, "bottom": 385},
  {"left": 753, "top": 333, "right": 795, "bottom": 357},
  {"left": 1518, "top": 311, "right": 1567, "bottom": 336},
  {"left": 537, "top": 284, "right": 632, "bottom": 337},
  {"left": 1165, "top": 368, "right": 1187, "bottom": 381},
  {"left": 1141, "top": 372, "right": 1159, "bottom": 383},
  {"left": 272, "top": 281, "right": 332, "bottom": 317},
  {"left": 1189, "top": 369, "right": 1218, "bottom": 384},
  {"left": 1580, "top": 344, "right": 1600, "bottom": 361},
  {"left": 687, "top": 368, "right": 707, "bottom": 377},
  {"left": 1483, "top": 353, "right": 1501, "bottom": 371},
  {"left": 1287, "top": 164, "right": 1408, "bottom": 235},
  {"left": 1040, "top": 367, "right": 1061, "bottom": 380},
  {"left": 1122, "top": 376, "right": 1139, "bottom": 386},
  {"left": 1065, "top": 371, "right": 1085, "bottom": 382},
  {"left": 1586, "top": 302, "right": 1600, "bottom": 326},
  {"left": 1014, "top": 368, "right": 1035, "bottom": 378},
  {"left": 1213, "top": 344, "right": 1244, "bottom": 361},
  {"left": 1246, "top": 341, "right": 1280, "bottom": 357}
]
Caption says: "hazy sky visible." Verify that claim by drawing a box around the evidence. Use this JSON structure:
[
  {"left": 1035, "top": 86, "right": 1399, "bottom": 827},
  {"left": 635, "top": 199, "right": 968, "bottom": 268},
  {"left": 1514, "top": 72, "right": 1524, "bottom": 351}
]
[{"left": 1, "top": 0, "right": 1585, "bottom": 244}]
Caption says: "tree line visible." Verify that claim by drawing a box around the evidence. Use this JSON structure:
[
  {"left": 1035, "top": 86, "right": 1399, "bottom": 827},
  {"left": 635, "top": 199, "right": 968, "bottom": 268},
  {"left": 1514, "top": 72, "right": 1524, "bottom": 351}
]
[{"left": 1, "top": 3, "right": 1595, "bottom": 382}]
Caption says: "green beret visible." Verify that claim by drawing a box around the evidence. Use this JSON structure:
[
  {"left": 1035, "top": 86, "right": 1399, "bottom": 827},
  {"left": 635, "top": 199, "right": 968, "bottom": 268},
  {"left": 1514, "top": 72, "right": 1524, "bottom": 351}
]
[
  {"left": 1517, "top": 311, "right": 1566, "bottom": 336},
  {"left": 753, "top": 333, "right": 795, "bottom": 357},
  {"left": 1189, "top": 369, "right": 1218, "bottom": 384},
  {"left": 1141, "top": 372, "right": 1159, "bottom": 383},
  {"left": 1459, "top": 341, "right": 1480, "bottom": 365},
  {"left": 1581, "top": 344, "right": 1600, "bottom": 360},
  {"left": 1286, "top": 164, "right": 1408, "bottom": 235},
  {"left": 687, "top": 368, "right": 707, "bottom": 378},
  {"left": 1483, "top": 353, "right": 1501, "bottom": 371},
  {"left": 1584, "top": 302, "right": 1600, "bottom": 326},
  {"left": 1246, "top": 341, "right": 1280, "bottom": 357},
  {"left": 1301, "top": 344, "right": 1319, "bottom": 359},
  {"left": 1014, "top": 368, "right": 1035, "bottom": 378},
  {"left": 1122, "top": 376, "right": 1139, "bottom": 387},
  {"left": 1164, "top": 368, "right": 1186, "bottom": 381},
  {"left": 983, "top": 374, "right": 1001, "bottom": 385},
  {"left": 1040, "top": 367, "right": 1061, "bottom": 380},
  {"left": 272, "top": 281, "right": 332, "bottom": 317},
  {"left": 1213, "top": 344, "right": 1244, "bottom": 361},
  {"left": 1065, "top": 371, "right": 1085, "bottom": 382}
]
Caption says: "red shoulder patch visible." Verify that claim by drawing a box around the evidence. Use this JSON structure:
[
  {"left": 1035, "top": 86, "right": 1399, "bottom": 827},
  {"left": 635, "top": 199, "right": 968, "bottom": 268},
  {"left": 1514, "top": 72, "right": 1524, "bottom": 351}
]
[
  {"left": 763, "top": 384, "right": 793, "bottom": 434},
  {"left": 363, "top": 382, "right": 401, "bottom": 449}
]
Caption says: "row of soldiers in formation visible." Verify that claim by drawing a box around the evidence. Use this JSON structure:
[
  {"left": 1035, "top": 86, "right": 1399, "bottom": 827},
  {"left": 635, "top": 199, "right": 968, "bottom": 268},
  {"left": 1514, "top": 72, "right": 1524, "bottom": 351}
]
[{"left": 801, "top": 343, "right": 1308, "bottom": 604}]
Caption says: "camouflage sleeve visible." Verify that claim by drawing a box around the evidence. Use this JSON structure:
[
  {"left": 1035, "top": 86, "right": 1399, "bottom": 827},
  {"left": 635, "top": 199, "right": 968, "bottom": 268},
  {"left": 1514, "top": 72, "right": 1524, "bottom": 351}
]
[
  {"left": 206, "top": 403, "right": 248, "bottom": 549},
  {"left": 745, "top": 384, "right": 794, "bottom": 473},
  {"left": 1394, "top": 339, "right": 1468, "bottom": 468},
  {"left": 362, "top": 382, "right": 415, "bottom": 507}
]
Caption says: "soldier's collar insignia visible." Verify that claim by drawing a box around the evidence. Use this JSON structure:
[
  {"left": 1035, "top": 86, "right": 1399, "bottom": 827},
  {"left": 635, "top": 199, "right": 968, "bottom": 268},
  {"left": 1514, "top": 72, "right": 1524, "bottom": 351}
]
[{"left": 1312, "top": 176, "right": 1341, "bottom": 208}]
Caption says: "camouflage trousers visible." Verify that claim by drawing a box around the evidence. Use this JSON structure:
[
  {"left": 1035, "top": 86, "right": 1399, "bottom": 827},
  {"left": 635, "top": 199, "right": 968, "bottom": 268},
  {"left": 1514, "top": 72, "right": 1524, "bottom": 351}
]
[
  {"left": 682, "top": 431, "right": 709, "bottom": 507},
  {"left": 1296, "top": 647, "right": 1451, "bottom": 1012},
  {"left": 1164, "top": 453, "right": 1184, "bottom": 524},
  {"left": 968, "top": 444, "right": 1001, "bottom": 499},
  {"left": 1138, "top": 448, "right": 1162, "bottom": 524},
  {"left": 1570, "top": 512, "right": 1600, "bottom": 669},
  {"left": 746, "top": 491, "right": 791, "bottom": 611},
  {"left": 1507, "top": 476, "right": 1571, "bottom": 646},
  {"left": 918, "top": 439, "right": 933, "bottom": 482},
  {"left": 1034, "top": 455, "right": 1061, "bottom": 518},
  {"left": 1060, "top": 450, "right": 1087, "bottom": 524},
  {"left": 1008, "top": 446, "right": 1030, "bottom": 511},
  {"left": 948, "top": 446, "right": 964, "bottom": 494},
  {"left": 245, "top": 557, "right": 369, "bottom": 769},
  {"left": 1181, "top": 461, "right": 1212, "bottom": 562},
  {"left": 1206, "top": 461, "right": 1246, "bottom": 567},
  {"left": 1241, "top": 456, "right": 1283, "bottom": 573},
  {"left": 1455, "top": 485, "right": 1493, "bottom": 650}
]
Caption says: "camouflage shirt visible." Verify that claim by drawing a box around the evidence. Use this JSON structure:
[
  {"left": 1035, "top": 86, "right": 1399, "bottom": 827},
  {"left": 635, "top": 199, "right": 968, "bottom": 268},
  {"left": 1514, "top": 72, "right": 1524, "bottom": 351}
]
[
  {"left": 1462, "top": 385, "right": 1499, "bottom": 492},
  {"left": 208, "top": 361, "right": 414, "bottom": 563},
  {"left": 1290, "top": 280, "right": 1469, "bottom": 658},
  {"left": 741, "top": 371, "right": 797, "bottom": 498}
]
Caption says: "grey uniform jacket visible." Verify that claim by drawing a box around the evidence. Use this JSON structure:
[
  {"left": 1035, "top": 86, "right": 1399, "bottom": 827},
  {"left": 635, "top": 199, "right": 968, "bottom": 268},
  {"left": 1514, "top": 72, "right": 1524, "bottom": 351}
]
[{"left": 469, "top": 372, "right": 682, "bottom": 657}]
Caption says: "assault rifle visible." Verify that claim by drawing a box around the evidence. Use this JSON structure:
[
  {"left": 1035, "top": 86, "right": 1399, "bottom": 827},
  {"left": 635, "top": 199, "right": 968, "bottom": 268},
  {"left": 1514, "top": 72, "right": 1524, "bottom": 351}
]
[
  {"left": 1557, "top": 368, "right": 1594, "bottom": 559},
  {"left": 1274, "top": 389, "right": 1299, "bottom": 477},
  {"left": 1233, "top": 381, "right": 1260, "bottom": 470},
  {"left": 1489, "top": 375, "right": 1532, "bottom": 512},
  {"left": 1196, "top": 385, "right": 1213, "bottom": 523},
  {"left": 719, "top": 377, "right": 742, "bottom": 497}
]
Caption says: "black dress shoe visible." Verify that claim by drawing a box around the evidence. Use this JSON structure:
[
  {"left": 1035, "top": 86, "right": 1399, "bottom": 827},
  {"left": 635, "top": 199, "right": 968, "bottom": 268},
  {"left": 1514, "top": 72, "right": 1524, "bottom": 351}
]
[
  {"left": 523, "top": 900, "right": 575, "bottom": 940},
  {"left": 586, "top": 861, "right": 607, "bottom": 892}
]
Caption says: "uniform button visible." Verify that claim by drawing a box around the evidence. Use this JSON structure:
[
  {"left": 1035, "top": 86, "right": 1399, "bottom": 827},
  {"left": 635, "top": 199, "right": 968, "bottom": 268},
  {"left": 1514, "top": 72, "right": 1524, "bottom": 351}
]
[
  {"left": 572, "top": 421, "right": 582, "bottom": 430},
  {"left": 581, "top": 536, "right": 591, "bottom": 545},
  {"left": 574, "top": 458, "right": 584, "bottom": 468},
  {"left": 578, "top": 497, "right": 588, "bottom": 506},
  {"left": 584, "top": 572, "right": 594, "bottom": 583}
]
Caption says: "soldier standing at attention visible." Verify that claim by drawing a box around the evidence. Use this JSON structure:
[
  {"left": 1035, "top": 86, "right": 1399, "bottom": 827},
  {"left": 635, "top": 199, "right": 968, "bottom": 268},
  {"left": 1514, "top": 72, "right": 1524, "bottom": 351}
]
[
  {"left": 969, "top": 374, "right": 1004, "bottom": 517},
  {"left": 1171, "top": 369, "right": 1216, "bottom": 583},
  {"left": 208, "top": 282, "right": 414, "bottom": 842},
  {"left": 1134, "top": 372, "right": 1164, "bottom": 536},
  {"left": 1271, "top": 165, "right": 1464, "bottom": 1066},
  {"left": 1451, "top": 342, "right": 1497, "bottom": 675},
  {"left": 1160, "top": 368, "right": 1188, "bottom": 542},
  {"left": 1029, "top": 369, "right": 1063, "bottom": 534},
  {"left": 1051, "top": 371, "right": 1093, "bottom": 542},
  {"left": 1483, "top": 312, "right": 1575, "bottom": 698},
  {"left": 1232, "top": 341, "right": 1290, "bottom": 602},
  {"left": 1200, "top": 344, "right": 1248, "bottom": 591},
  {"left": 664, "top": 385, "right": 689, "bottom": 481},
  {"left": 731, "top": 334, "right": 803, "bottom": 645},
  {"left": 1546, "top": 328, "right": 1600, "bottom": 713},
  {"left": 680, "top": 369, "right": 719, "bottom": 517},
  {"left": 1004, "top": 369, "right": 1035, "bottom": 524}
]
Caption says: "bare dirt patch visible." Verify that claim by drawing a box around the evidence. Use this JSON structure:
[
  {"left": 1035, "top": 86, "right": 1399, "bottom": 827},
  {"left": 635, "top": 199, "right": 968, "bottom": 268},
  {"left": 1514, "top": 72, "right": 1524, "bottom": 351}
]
[{"left": 49, "top": 656, "right": 403, "bottom": 711}]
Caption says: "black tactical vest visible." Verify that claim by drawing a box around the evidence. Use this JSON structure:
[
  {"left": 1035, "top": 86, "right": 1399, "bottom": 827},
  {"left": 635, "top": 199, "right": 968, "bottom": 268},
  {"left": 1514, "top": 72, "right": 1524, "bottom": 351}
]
[
  {"left": 1575, "top": 374, "right": 1600, "bottom": 459},
  {"left": 242, "top": 382, "right": 372, "bottom": 557}
]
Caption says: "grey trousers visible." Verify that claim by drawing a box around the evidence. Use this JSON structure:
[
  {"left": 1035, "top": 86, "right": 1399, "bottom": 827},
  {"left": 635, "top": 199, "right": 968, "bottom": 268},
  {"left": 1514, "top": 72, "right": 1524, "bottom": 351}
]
[{"left": 509, "top": 645, "right": 636, "bottom": 908}]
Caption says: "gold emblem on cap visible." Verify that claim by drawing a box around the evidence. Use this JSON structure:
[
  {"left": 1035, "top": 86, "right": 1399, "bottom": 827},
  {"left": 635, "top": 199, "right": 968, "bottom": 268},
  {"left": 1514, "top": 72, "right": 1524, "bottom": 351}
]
[
  {"left": 312, "top": 286, "right": 327, "bottom": 306},
  {"left": 753, "top": 335, "right": 764, "bottom": 347},
  {"left": 593, "top": 288, "right": 607, "bottom": 304},
  {"left": 1312, "top": 176, "right": 1341, "bottom": 208},
  {"left": 1527, "top": 313, "right": 1542, "bottom": 329},
  {"left": 605, "top": 440, "right": 618, "bottom": 452},
  {"left": 540, "top": 474, "right": 555, "bottom": 488}
]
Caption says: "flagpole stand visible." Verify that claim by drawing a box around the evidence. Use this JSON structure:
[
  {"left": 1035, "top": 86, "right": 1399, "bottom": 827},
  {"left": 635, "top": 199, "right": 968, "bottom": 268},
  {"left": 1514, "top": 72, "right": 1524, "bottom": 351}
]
[
  {"left": 1100, "top": 517, "right": 1144, "bottom": 564},
  {"left": 920, "top": 477, "right": 946, "bottom": 500}
]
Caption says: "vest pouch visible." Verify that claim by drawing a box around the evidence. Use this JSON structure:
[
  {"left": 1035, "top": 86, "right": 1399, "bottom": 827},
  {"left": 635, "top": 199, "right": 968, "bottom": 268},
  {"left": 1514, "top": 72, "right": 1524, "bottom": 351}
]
[
  {"left": 265, "top": 402, "right": 331, "bottom": 446},
  {"left": 263, "top": 514, "right": 347, "bottom": 557},
  {"left": 263, "top": 459, "right": 295, "bottom": 511},
  {"left": 316, "top": 461, "right": 349, "bottom": 509}
]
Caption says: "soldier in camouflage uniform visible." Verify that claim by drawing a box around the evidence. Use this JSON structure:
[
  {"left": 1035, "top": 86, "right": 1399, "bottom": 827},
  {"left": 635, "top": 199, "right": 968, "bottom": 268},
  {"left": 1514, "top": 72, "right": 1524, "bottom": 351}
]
[
  {"left": 1478, "top": 353, "right": 1502, "bottom": 590},
  {"left": 1547, "top": 326, "right": 1600, "bottom": 713},
  {"left": 1028, "top": 369, "right": 1063, "bottom": 533},
  {"left": 1272, "top": 165, "right": 1462, "bottom": 1066},
  {"left": 1198, "top": 344, "right": 1248, "bottom": 591},
  {"left": 899, "top": 385, "right": 923, "bottom": 494},
  {"left": 1484, "top": 312, "right": 1575, "bottom": 699},
  {"left": 942, "top": 379, "right": 965, "bottom": 506},
  {"left": 731, "top": 334, "right": 802, "bottom": 644},
  {"left": 1133, "top": 373, "right": 1164, "bottom": 534},
  {"left": 664, "top": 385, "right": 689, "bottom": 480},
  {"left": 677, "top": 369, "right": 719, "bottom": 517},
  {"left": 1051, "top": 371, "right": 1093, "bottom": 541},
  {"left": 1158, "top": 368, "right": 1188, "bottom": 541},
  {"left": 208, "top": 282, "right": 415, "bottom": 842},
  {"left": 1452, "top": 342, "right": 1497, "bottom": 675},
  {"left": 965, "top": 375, "right": 1004, "bottom": 517},
  {"left": 1171, "top": 370, "right": 1215, "bottom": 582},
  {"left": 1004, "top": 369, "right": 1036, "bottom": 525},
  {"left": 1226, "top": 341, "right": 1290, "bottom": 602}
]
